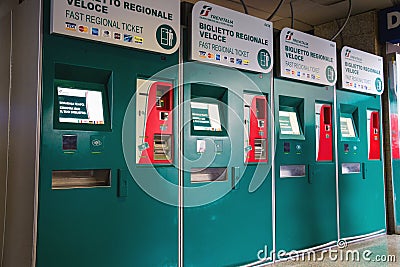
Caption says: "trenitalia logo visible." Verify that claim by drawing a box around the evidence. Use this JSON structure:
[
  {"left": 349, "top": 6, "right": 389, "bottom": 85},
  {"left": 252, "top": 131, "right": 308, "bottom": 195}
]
[
  {"left": 286, "top": 31, "right": 294, "bottom": 40},
  {"left": 344, "top": 48, "right": 362, "bottom": 63},
  {"left": 285, "top": 30, "right": 309, "bottom": 47},
  {"left": 200, "top": 5, "right": 212, "bottom": 17}
]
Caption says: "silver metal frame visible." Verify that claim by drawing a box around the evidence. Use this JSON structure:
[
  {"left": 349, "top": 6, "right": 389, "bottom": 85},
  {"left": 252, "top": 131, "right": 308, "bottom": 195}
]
[
  {"left": 178, "top": 25, "right": 184, "bottom": 267},
  {"left": 333, "top": 84, "right": 341, "bottom": 241}
]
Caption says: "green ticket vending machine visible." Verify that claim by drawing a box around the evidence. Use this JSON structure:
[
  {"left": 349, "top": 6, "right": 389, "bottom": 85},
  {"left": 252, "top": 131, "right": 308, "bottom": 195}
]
[
  {"left": 182, "top": 2, "right": 274, "bottom": 265},
  {"left": 275, "top": 28, "right": 338, "bottom": 254},
  {"left": 337, "top": 47, "right": 386, "bottom": 239},
  {"left": 37, "top": 0, "right": 180, "bottom": 266},
  {"left": 388, "top": 52, "right": 400, "bottom": 234}
]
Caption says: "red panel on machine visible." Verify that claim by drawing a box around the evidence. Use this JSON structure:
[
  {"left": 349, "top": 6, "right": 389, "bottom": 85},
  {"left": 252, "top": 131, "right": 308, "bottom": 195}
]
[
  {"left": 369, "top": 111, "right": 380, "bottom": 160},
  {"left": 317, "top": 105, "right": 333, "bottom": 161},
  {"left": 247, "top": 96, "right": 267, "bottom": 163},
  {"left": 138, "top": 81, "right": 173, "bottom": 164},
  {"left": 391, "top": 114, "right": 400, "bottom": 159}
]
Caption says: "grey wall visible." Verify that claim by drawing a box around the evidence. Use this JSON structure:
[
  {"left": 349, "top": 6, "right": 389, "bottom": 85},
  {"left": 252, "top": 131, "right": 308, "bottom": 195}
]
[
  {"left": 1, "top": 0, "right": 41, "bottom": 266},
  {"left": 315, "top": 11, "right": 381, "bottom": 55},
  {"left": 0, "top": 0, "right": 18, "bottom": 20},
  {"left": 0, "top": 12, "right": 11, "bottom": 267}
]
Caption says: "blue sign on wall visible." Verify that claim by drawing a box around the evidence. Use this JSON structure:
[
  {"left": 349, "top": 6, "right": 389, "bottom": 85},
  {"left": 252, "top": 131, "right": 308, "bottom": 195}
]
[{"left": 379, "top": 6, "right": 400, "bottom": 43}]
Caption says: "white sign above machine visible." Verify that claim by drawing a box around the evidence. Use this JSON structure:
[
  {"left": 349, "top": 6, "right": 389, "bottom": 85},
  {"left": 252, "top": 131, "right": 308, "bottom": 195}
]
[
  {"left": 51, "top": 0, "right": 180, "bottom": 54},
  {"left": 340, "top": 46, "right": 384, "bottom": 95},
  {"left": 279, "top": 28, "right": 337, "bottom": 86},
  {"left": 191, "top": 1, "right": 274, "bottom": 73}
]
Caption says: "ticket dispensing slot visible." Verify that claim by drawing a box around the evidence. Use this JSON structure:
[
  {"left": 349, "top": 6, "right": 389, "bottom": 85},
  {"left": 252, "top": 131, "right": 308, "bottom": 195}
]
[
  {"left": 254, "top": 139, "right": 267, "bottom": 160},
  {"left": 191, "top": 168, "right": 227, "bottom": 183},
  {"left": 368, "top": 110, "right": 380, "bottom": 160},
  {"left": 341, "top": 163, "right": 361, "bottom": 174},
  {"left": 136, "top": 79, "right": 174, "bottom": 164},
  {"left": 316, "top": 103, "right": 333, "bottom": 161},
  {"left": 153, "top": 134, "right": 172, "bottom": 161},
  {"left": 244, "top": 93, "right": 268, "bottom": 163},
  {"left": 52, "top": 169, "right": 111, "bottom": 189},
  {"left": 280, "top": 165, "right": 306, "bottom": 178}
]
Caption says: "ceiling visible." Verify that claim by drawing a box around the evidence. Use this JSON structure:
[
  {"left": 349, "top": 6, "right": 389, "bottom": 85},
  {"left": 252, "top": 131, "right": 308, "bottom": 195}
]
[{"left": 183, "top": 0, "right": 400, "bottom": 31}]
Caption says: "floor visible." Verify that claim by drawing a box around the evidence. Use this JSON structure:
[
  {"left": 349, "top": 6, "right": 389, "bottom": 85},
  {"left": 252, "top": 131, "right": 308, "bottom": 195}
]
[{"left": 272, "top": 235, "right": 400, "bottom": 266}]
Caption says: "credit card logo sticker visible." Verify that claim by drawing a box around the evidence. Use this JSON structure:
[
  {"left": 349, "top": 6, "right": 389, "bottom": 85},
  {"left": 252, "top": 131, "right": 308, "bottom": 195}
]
[
  {"left": 124, "top": 34, "right": 133, "bottom": 43},
  {"left": 134, "top": 36, "right": 144, "bottom": 44},
  {"left": 114, "top": 32, "right": 121, "bottom": 40},
  {"left": 65, "top": 22, "right": 76, "bottom": 31},
  {"left": 78, "top": 25, "right": 88, "bottom": 33},
  {"left": 103, "top": 30, "right": 110, "bottom": 38},
  {"left": 91, "top": 28, "right": 99, "bottom": 36}
]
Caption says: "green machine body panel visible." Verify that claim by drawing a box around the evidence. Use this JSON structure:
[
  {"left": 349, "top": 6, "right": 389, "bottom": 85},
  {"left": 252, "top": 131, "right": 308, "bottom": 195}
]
[
  {"left": 392, "top": 156, "right": 400, "bottom": 232},
  {"left": 336, "top": 90, "right": 386, "bottom": 238},
  {"left": 274, "top": 78, "right": 337, "bottom": 253},
  {"left": 393, "top": 159, "right": 400, "bottom": 231},
  {"left": 182, "top": 62, "right": 273, "bottom": 266},
  {"left": 37, "top": 1, "right": 179, "bottom": 266},
  {"left": 386, "top": 53, "right": 400, "bottom": 233}
]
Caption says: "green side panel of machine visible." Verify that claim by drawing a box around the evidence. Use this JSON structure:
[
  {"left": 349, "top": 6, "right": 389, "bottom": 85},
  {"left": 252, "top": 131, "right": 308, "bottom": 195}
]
[
  {"left": 182, "top": 62, "right": 273, "bottom": 266},
  {"left": 37, "top": 1, "right": 179, "bottom": 266},
  {"left": 336, "top": 90, "right": 386, "bottom": 238},
  {"left": 274, "top": 78, "right": 337, "bottom": 254}
]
